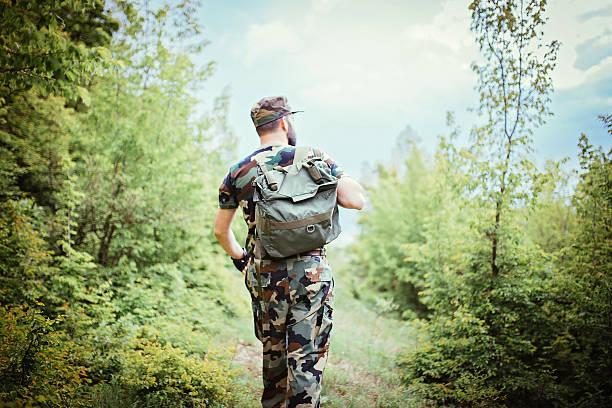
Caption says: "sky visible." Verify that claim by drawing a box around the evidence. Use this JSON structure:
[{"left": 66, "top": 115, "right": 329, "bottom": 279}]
[{"left": 193, "top": 0, "right": 611, "bottom": 243}]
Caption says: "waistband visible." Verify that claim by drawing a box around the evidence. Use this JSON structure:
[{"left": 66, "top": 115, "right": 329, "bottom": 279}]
[
  {"left": 298, "top": 248, "right": 326, "bottom": 257},
  {"left": 257, "top": 248, "right": 326, "bottom": 260}
]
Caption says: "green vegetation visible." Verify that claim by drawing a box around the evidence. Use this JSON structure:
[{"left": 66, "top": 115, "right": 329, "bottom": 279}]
[
  {"left": 1, "top": 1, "right": 245, "bottom": 406},
  {"left": 1, "top": 0, "right": 609, "bottom": 407},
  {"left": 352, "top": 1, "right": 611, "bottom": 406}
]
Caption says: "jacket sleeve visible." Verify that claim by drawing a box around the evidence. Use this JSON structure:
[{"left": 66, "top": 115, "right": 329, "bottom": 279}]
[
  {"left": 218, "top": 170, "right": 238, "bottom": 209},
  {"left": 314, "top": 148, "right": 347, "bottom": 179}
]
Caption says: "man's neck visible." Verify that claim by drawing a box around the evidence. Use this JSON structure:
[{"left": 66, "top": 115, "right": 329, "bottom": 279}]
[{"left": 259, "top": 132, "right": 288, "bottom": 147}]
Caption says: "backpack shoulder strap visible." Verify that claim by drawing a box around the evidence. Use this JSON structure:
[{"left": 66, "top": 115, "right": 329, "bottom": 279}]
[
  {"left": 294, "top": 146, "right": 309, "bottom": 164},
  {"left": 294, "top": 146, "right": 314, "bottom": 172},
  {"left": 252, "top": 155, "right": 278, "bottom": 191}
]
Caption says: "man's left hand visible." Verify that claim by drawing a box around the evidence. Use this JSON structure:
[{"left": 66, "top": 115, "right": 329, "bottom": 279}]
[{"left": 231, "top": 248, "right": 249, "bottom": 274}]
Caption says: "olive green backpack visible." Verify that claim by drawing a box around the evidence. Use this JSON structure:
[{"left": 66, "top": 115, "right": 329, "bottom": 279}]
[{"left": 252, "top": 146, "right": 341, "bottom": 259}]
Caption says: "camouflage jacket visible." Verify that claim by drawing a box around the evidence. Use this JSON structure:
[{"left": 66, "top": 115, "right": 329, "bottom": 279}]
[{"left": 218, "top": 143, "right": 345, "bottom": 255}]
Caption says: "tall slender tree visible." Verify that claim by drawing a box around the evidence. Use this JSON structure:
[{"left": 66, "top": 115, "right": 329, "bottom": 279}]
[
  {"left": 469, "top": 0, "right": 559, "bottom": 277},
  {"left": 398, "top": 2, "right": 570, "bottom": 406}
]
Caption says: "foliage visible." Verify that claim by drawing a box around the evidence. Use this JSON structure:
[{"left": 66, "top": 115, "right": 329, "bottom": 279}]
[
  {"left": 520, "top": 160, "right": 576, "bottom": 254},
  {"left": 0, "top": 0, "right": 128, "bottom": 104},
  {"left": 64, "top": 0, "right": 244, "bottom": 354},
  {"left": 545, "top": 131, "right": 611, "bottom": 406},
  {"left": 393, "top": 123, "right": 610, "bottom": 407},
  {"left": 109, "top": 337, "right": 238, "bottom": 408},
  {"left": 0, "top": 198, "right": 55, "bottom": 306},
  {"left": 351, "top": 134, "right": 430, "bottom": 317},
  {"left": 392, "top": 118, "right": 565, "bottom": 406},
  {"left": 0, "top": 303, "right": 90, "bottom": 407},
  {"left": 352, "top": 0, "right": 612, "bottom": 406},
  {"left": 0, "top": 1, "right": 247, "bottom": 407}
]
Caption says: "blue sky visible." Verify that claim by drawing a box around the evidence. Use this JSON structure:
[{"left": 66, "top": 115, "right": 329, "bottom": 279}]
[{"left": 194, "top": 0, "right": 611, "bottom": 242}]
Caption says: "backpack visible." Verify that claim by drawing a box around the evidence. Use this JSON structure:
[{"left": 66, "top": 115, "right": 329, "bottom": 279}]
[{"left": 252, "top": 146, "right": 341, "bottom": 259}]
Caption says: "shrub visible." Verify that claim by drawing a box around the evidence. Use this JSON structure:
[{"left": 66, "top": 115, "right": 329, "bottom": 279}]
[
  {"left": 110, "top": 337, "right": 239, "bottom": 408},
  {"left": 0, "top": 303, "right": 91, "bottom": 407}
]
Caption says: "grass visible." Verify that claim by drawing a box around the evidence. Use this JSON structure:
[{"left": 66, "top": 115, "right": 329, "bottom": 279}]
[{"left": 214, "top": 248, "right": 426, "bottom": 407}]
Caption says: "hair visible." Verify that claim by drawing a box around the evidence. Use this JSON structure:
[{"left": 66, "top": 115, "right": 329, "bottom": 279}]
[{"left": 256, "top": 116, "right": 283, "bottom": 136}]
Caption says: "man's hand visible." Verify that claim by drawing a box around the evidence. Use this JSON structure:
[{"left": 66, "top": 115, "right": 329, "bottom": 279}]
[
  {"left": 231, "top": 248, "right": 249, "bottom": 273},
  {"left": 214, "top": 208, "right": 250, "bottom": 275}
]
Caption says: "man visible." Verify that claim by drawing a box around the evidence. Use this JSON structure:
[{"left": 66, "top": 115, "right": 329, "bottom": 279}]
[{"left": 214, "top": 96, "right": 365, "bottom": 408}]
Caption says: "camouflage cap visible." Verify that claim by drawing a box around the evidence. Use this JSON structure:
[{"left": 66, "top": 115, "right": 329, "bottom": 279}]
[{"left": 251, "top": 96, "right": 303, "bottom": 128}]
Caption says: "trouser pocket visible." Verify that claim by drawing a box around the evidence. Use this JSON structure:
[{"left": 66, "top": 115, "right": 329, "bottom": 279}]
[
  {"left": 251, "top": 301, "right": 264, "bottom": 342},
  {"left": 315, "top": 279, "right": 334, "bottom": 345},
  {"left": 245, "top": 263, "right": 267, "bottom": 343}
]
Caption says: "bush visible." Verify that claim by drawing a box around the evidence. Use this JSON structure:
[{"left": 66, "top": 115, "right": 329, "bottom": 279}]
[
  {"left": 0, "top": 303, "right": 91, "bottom": 407},
  {"left": 398, "top": 133, "right": 612, "bottom": 407},
  {"left": 398, "top": 246, "right": 563, "bottom": 407},
  {"left": 109, "top": 337, "right": 239, "bottom": 408}
]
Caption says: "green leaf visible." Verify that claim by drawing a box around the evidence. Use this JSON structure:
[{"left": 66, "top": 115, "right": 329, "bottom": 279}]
[
  {"left": 96, "top": 46, "right": 112, "bottom": 61},
  {"left": 77, "top": 86, "right": 90, "bottom": 106},
  {"left": 49, "top": 17, "right": 57, "bottom": 33}
]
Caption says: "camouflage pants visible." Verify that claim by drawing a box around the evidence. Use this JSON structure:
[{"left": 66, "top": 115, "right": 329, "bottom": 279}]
[{"left": 245, "top": 254, "right": 334, "bottom": 408}]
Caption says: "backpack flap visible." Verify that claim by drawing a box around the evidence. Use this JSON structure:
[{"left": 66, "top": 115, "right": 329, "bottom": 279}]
[{"left": 254, "top": 159, "right": 336, "bottom": 202}]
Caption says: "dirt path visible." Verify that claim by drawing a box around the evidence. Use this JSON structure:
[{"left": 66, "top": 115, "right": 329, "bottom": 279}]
[
  {"left": 229, "top": 338, "right": 386, "bottom": 389},
  {"left": 225, "top": 304, "right": 414, "bottom": 407},
  {"left": 231, "top": 339, "right": 262, "bottom": 378}
]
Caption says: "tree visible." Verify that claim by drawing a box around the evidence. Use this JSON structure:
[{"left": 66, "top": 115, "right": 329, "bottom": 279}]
[
  {"left": 397, "top": 2, "right": 570, "bottom": 406},
  {"left": 547, "top": 123, "right": 611, "bottom": 405},
  {"left": 351, "top": 133, "right": 430, "bottom": 317},
  {"left": 0, "top": 2, "right": 248, "bottom": 406},
  {"left": 469, "top": 0, "right": 559, "bottom": 278},
  {"left": 0, "top": 0, "right": 127, "bottom": 103}
]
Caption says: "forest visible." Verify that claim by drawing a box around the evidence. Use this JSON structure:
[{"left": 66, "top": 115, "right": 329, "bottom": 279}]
[{"left": 0, "top": 1, "right": 610, "bottom": 407}]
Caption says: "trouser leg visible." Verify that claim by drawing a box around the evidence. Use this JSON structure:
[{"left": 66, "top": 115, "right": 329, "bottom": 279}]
[
  {"left": 261, "top": 309, "right": 287, "bottom": 408},
  {"left": 259, "top": 266, "right": 291, "bottom": 408},
  {"left": 286, "top": 279, "right": 334, "bottom": 408}
]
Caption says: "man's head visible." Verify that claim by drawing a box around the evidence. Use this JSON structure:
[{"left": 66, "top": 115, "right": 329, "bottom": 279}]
[{"left": 251, "top": 96, "right": 301, "bottom": 146}]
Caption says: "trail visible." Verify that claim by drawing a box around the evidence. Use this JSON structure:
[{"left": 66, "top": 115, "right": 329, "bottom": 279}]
[
  {"left": 228, "top": 337, "right": 399, "bottom": 406},
  {"left": 231, "top": 339, "right": 261, "bottom": 378}
]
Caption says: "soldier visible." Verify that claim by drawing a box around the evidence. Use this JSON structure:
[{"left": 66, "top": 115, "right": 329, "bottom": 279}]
[{"left": 214, "top": 96, "right": 365, "bottom": 408}]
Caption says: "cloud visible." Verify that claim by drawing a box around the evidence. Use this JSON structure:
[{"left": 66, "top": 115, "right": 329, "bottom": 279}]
[
  {"left": 403, "top": 1, "right": 474, "bottom": 54},
  {"left": 236, "top": 0, "right": 612, "bottom": 100},
  {"left": 237, "top": 0, "right": 478, "bottom": 115},
  {"left": 547, "top": 0, "right": 611, "bottom": 90},
  {"left": 574, "top": 30, "right": 612, "bottom": 70},
  {"left": 563, "top": 60, "right": 612, "bottom": 106},
  {"left": 241, "top": 21, "right": 300, "bottom": 65},
  {"left": 577, "top": 4, "right": 612, "bottom": 22},
  {"left": 202, "top": 0, "right": 611, "bottom": 170}
]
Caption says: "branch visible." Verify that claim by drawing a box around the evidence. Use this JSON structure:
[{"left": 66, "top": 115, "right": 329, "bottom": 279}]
[
  {"left": 486, "top": 34, "right": 509, "bottom": 139},
  {"left": 0, "top": 66, "right": 36, "bottom": 74},
  {"left": 508, "top": 0, "right": 525, "bottom": 142}
]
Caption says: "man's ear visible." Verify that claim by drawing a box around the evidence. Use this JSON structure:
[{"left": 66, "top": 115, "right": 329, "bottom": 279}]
[{"left": 280, "top": 116, "right": 288, "bottom": 132}]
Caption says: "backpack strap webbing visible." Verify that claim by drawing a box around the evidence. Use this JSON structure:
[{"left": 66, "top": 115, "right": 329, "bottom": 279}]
[
  {"left": 294, "top": 146, "right": 309, "bottom": 171},
  {"left": 253, "top": 156, "right": 278, "bottom": 191},
  {"left": 258, "top": 208, "right": 334, "bottom": 233}
]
